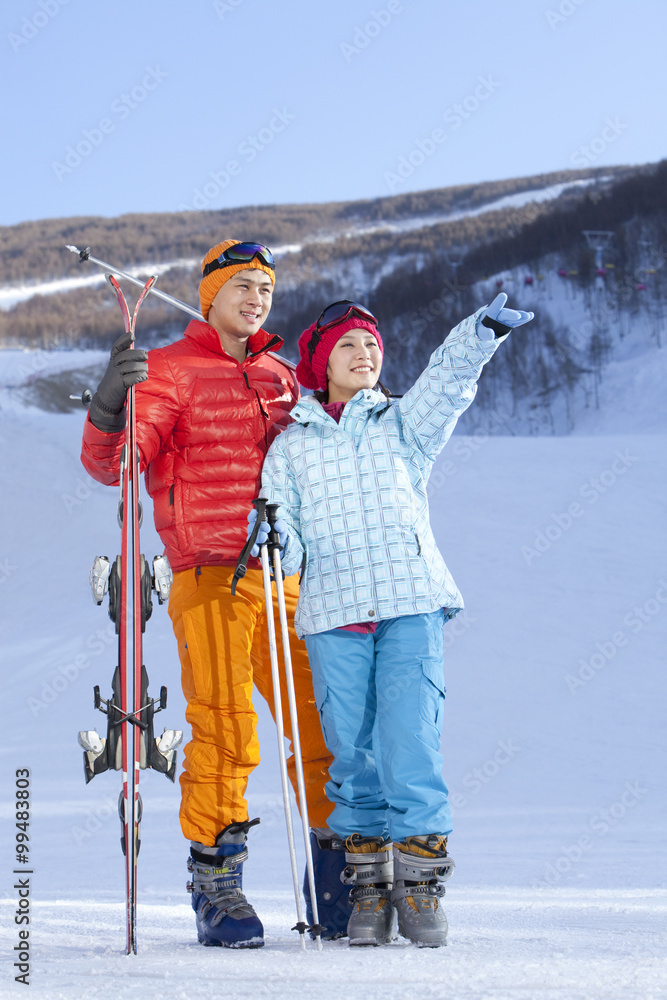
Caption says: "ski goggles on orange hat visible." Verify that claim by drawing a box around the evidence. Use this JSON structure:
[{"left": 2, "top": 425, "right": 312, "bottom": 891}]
[
  {"left": 307, "top": 300, "right": 378, "bottom": 360},
  {"left": 201, "top": 242, "right": 275, "bottom": 278}
]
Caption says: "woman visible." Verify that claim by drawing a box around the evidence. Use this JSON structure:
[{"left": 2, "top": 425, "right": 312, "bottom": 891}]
[{"left": 252, "top": 293, "right": 533, "bottom": 947}]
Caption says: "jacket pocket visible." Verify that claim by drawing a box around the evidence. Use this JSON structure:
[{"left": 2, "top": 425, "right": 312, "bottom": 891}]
[
  {"left": 419, "top": 657, "right": 446, "bottom": 732},
  {"left": 171, "top": 479, "right": 190, "bottom": 554}
]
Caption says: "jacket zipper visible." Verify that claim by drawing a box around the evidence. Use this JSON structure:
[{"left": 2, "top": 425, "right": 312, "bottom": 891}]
[{"left": 242, "top": 370, "right": 270, "bottom": 419}]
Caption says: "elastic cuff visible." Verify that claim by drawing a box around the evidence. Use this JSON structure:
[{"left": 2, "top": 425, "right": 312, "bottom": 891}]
[
  {"left": 480, "top": 314, "right": 512, "bottom": 339},
  {"left": 89, "top": 397, "right": 126, "bottom": 433}
]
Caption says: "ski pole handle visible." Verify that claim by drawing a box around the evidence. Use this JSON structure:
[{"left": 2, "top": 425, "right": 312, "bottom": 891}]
[
  {"left": 231, "top": 498, "right": 268, "bottom": 594},
  {"left": 253, "top": 497, "right": 268, "bottom": 520},
  {"left": 70, "top": 389, "right": 93, "bottom": 406},
  {"left": 265, "top": 503, "right": 286, "bottom": 572},
  {"left": 265, "top": 503, "right": 282, "bottom": 551}
]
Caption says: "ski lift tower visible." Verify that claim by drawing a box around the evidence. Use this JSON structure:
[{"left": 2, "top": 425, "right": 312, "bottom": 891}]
[
  {"left": 583, "top": 230, "right": 614, "bottom": 284},
  {"left": 582, "top": 230, "right": 615, "bottom": 408},
  {"left": 637, "top": 240, "right": 655, "bottom": 282},
  {"left": 444, "top": 245, "right": 464, "bottom": 281},
  {"left": 637, "top": 240, "right": 662, "bottom": 346}
]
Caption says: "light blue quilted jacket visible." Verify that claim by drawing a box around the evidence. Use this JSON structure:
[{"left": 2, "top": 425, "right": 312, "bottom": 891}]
[{"left": 261, "top": 307, "right": 505, "bottom": 637}]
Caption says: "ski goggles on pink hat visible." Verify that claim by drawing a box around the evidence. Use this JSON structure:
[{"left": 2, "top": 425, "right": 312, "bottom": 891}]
[
  {"left": 307, "top": 300, "right": 379, "bottom": 360},
  {"left": 201, "top": 242, "right": 275, "bottom": 278}
]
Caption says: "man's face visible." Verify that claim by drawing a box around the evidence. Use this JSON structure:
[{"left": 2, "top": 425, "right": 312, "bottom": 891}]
[{"left": 207, "top": 269, "right": 274, "bottom": 339}]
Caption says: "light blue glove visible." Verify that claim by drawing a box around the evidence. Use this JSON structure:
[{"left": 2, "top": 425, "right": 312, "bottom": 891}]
[
  {"left": 246, "top": 508, "right": 288, "bottom": 557},
  {"left": 479, "top": 292, "right": 534, "bottom": 339}
]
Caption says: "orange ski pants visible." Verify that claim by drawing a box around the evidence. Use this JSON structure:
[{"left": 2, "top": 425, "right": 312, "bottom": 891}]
[{"left": 168, "top": 564, "right": 333, "bottom": 845}]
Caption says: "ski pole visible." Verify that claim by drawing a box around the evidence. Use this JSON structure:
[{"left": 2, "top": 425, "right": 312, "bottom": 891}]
[
  {"left": 253, "top": 499, "right": 309, "bottom": 951},
  {"left": 265, "top": 503, "right": 323, "bottom": 951},
  {"left": 65, "top": 244, "right": 205, "bottom": 321},
  {"left": 64, "top": 244, "right": 298, "bottom": 372}
]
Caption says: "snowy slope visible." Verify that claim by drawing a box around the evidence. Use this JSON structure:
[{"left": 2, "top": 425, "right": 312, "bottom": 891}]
[
  {"left": 0, "top": 178, "right": 603, "bottom": 311},
  {"left": 1, "top": 370, "right": 666, "bottom": 998}
]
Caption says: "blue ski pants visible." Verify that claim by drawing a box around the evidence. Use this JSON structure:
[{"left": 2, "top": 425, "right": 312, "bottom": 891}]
[{"left": 304, "top": 610, "right": 452, "bottom": 842}]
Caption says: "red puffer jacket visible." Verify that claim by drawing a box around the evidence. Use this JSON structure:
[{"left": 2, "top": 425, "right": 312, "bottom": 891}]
[{"left": 81, "top": 321, "right": 298, "bottom": 572}]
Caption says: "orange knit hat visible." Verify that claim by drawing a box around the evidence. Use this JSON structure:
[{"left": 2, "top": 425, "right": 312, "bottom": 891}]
[{"left": 199, "top": 239, "right": 276, "bottom": 321}]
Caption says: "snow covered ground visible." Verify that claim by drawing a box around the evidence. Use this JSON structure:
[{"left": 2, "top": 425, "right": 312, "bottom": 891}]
[{"left": 0, "top": 351, "right": 665, "bottom": 998}]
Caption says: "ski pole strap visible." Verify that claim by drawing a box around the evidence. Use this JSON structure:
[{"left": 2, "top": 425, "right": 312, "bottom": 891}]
[{"left": 231, "top": 498, "right": 267, "bottom": 595}]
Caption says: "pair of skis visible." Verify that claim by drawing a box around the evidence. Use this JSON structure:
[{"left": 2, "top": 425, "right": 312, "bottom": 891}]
[{"left": 77, "top": 273, "right": 182, "bottom": 954}]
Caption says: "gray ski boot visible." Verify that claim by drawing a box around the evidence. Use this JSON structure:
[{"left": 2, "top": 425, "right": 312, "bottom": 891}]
[
  {"left": 391, "top": 835, "right": 455, "bottom": 947},
  {"left": 341, "top": 834, "right": 397, "bottom": 946}
]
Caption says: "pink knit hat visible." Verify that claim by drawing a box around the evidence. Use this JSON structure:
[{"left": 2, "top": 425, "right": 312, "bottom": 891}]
[{"left": 296, "top": 312, "right": 383, "bottom": 391}]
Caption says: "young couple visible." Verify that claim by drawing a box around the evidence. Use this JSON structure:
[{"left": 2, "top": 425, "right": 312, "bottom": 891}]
[{"left": 83, "top": 239, "right": 532, "bottom": 950}]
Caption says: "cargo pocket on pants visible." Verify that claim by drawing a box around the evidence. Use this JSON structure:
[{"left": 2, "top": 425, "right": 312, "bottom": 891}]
[
  {"left": 419, "top": 658, "right": 446, "bottom": 733},
  {"left": 310, "top": 672, "right": 341, "bottom": 754},
  {"left": 181, "top": 607, "right": 212, "bottom": 704}
]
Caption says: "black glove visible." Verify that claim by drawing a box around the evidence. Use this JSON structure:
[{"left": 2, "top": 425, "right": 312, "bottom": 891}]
[{"left": 89, "top": 332, "right": 148, "bottom": 432}]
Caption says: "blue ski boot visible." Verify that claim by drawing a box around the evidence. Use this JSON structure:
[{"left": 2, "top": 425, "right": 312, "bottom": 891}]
[
  {"left": 303, "top": 829, "right": 350, "bottom": 940},
  {"left": 187, "top": 818, "right": 264, "bottom": 948}
]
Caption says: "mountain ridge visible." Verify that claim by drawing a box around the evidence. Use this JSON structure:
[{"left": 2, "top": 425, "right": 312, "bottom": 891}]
[{"left": 1, "top": 160, "right": 664, "bottom": 435}]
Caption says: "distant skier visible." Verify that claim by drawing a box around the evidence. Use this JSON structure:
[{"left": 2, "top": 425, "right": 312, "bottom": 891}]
[
  {"left": 80, "top": 241, "right": 336, "bottom": 948},
  {"left": 253, "top": 293, "right": 534, "bottom": 947}
]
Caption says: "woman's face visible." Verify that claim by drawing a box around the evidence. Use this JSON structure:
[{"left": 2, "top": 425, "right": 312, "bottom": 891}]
[{"left": 325, "top": 327, "right": 383, "bottom": 403}]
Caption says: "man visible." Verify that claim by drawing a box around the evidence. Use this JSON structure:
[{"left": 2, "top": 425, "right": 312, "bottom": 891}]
[{"left": 81, "top": 240, "right": 344, "bottom": 948}]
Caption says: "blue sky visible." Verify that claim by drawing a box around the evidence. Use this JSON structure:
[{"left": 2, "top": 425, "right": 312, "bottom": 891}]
[{"left": 1, "top": 0, "right": 665, "bottom": 226}]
